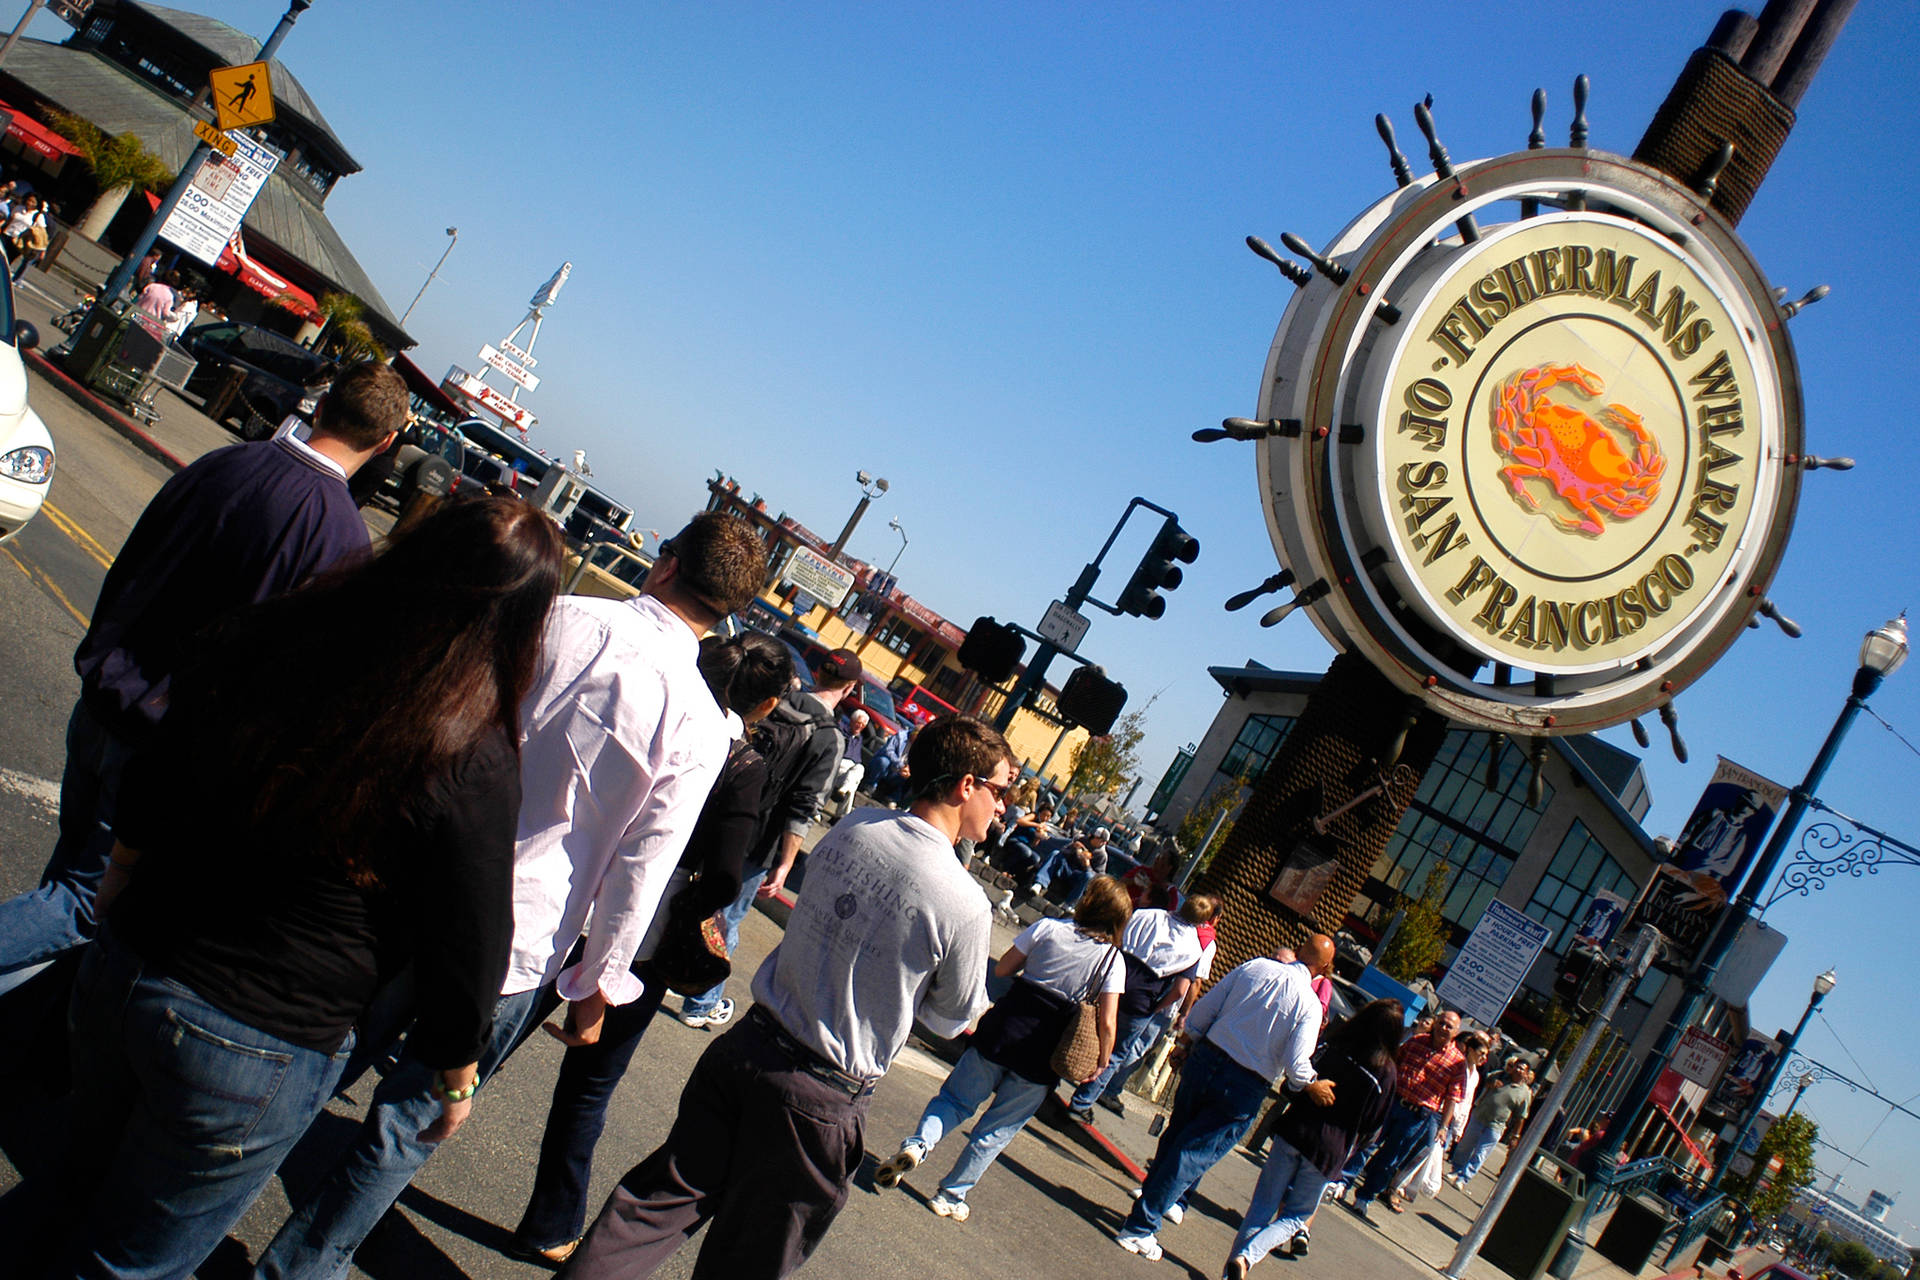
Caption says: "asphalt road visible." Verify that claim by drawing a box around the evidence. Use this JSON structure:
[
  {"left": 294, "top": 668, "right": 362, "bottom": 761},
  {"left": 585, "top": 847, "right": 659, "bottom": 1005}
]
[{"left": 0, "top": 303, "right": 1447, "bottom": 1280}]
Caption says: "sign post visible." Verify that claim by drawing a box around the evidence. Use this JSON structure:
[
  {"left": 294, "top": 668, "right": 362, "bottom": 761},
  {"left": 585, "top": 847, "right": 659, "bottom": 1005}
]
[
  {"left": 780, "top": 546, "right": 857, "bottom": 610},
  {"left": 158, "top": 131, "right": 279, "bottom": 267},
  {"left": 1435, "top": 899, "right": 1553, "bottom": 1028}
]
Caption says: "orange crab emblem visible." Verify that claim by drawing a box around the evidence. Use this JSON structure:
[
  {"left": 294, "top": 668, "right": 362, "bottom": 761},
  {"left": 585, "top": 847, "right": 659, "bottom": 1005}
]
[{"left": 1491, "top": 363, "right": 1666, "bottom": 537}]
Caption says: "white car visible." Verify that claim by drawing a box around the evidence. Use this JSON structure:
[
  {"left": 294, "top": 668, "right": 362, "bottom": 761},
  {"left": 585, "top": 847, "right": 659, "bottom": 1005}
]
[{"left": 0, "top": 307, "right": 52, "bottom": 545}]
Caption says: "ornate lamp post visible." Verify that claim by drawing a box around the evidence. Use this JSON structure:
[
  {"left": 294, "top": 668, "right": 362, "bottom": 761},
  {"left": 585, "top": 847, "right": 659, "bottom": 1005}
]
[{"left": 1712, "top": 969, "right": 1836, "bottom": 1192}]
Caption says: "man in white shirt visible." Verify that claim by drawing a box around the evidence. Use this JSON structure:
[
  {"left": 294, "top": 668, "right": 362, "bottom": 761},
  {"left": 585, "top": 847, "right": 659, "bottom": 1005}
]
[
  {"left": 254, "top": 511, "right": 768, "bottom": 1280},
  {"left": 565, "top": 715, "right": 1006, "bottom": 1280},
  {"left": 1114, "top": 938, "right": 1336, "bottom": 1261}
]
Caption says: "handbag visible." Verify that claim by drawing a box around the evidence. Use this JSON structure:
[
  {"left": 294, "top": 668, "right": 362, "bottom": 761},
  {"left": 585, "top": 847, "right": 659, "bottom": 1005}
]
[{"left": 1050, "top": 944, "right": 1120, "bottom": 1083}]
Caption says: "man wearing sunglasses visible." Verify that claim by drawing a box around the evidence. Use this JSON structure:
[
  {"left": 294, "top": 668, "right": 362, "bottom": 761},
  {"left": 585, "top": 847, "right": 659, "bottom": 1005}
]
[{"left": 567, "top": 715, "right": 1007, "bottom": 1280}]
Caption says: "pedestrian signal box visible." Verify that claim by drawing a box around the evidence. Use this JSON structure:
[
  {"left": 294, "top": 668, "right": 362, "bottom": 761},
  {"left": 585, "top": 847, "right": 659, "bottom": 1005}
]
[
  {"left": 1057, "top": 665, "right": 1127, "bottom": 736},
  {"left": 959, "top": 617, "right": 1024, "bottom": 684},
  {"left": 1117, "top": 517, "right": 1199, "bottom": 619}
]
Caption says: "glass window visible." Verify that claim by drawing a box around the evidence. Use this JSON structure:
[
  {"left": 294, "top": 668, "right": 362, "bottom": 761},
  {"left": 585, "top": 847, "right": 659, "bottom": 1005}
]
[
  {"left": 1215, "top": 714, "right": 1295, "bottom": 786},
  {"left": 1524, "top": 820, "right": 1639, "bottom": 953},
  {"left": 871, "top": 615, "right": 924, "bottom": 657}
]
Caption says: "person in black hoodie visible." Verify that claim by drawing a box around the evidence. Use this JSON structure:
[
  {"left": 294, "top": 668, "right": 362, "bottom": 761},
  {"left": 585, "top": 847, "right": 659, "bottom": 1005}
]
[{"left": 1224, "top": 998, "right": 1405, "bottom": 1277}]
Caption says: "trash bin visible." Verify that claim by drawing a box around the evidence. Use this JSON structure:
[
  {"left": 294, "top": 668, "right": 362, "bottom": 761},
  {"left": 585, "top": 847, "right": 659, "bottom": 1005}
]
[
  {"left": 1594, "top": 1194, "right": 1674, "bottom": 1273},
  {"left": 1483, "top": 1159, "right": 1589, "bottom": 1280},
  {"left": 59, "top": 300, "right": 136, "bottom": 386}
]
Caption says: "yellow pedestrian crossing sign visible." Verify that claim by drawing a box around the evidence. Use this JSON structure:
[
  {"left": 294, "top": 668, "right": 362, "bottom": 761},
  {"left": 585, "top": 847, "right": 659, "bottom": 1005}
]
[{"left": 209, "top": 61, "right": 275, "bottom": 132}]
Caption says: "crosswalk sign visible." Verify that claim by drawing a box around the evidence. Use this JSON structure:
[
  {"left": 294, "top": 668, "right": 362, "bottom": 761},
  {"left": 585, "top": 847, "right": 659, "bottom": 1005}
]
[{"left": 210, "top": 61, "right": 275, "bottom": 132}]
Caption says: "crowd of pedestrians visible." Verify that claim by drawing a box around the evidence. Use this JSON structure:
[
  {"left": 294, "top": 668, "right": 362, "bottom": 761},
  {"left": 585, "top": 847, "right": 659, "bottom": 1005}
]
[{"left": 0, "top": 353, "right": 1541, "bottom": 1280}]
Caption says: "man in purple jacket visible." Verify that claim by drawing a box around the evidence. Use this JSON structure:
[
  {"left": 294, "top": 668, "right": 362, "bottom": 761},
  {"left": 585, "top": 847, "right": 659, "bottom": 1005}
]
[{"left": 0, "top": 360, "right": 406, "bottom": 995}]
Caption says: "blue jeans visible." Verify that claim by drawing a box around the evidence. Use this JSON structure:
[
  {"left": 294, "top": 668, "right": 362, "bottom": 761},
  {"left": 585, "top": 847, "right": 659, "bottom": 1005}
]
[
  {"left": 679, "top": 866, "right": 768, "bottom": 1018},
  {"left": 901, "top": 1047, "right": 1048, "bottom": 1201},
  {"left": 1120, "top": 1040, "right": 1269, "bottom": 1237},
  {"left": 1357, "top": 1100, "right": 1440, "bottom": 1204},
  {"left": 0, "top": 702, "right": 134, "bottom": 995},
  {"left": 254, "top": 982, "right": 561, "bottom": 1280},
  {"left": 1231, "top": 1134, "right": 1330, "bottom": 1266},
  {"left": 515, "top": 970, "right": 671, "bottom": 1249},
  {"left": 1068, "top": 1008, "right": 1163, "bottom": 1110},
  {"left": 60, "top": 932, "right": 354, "bottom": 1280},
  {"left": 1450, "top": 1117, "right": 1504, "bottom": 1181}
]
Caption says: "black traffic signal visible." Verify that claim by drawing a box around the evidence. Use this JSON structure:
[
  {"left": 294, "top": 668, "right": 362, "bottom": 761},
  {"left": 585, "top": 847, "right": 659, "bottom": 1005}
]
[
  {"left": 1117, "top": 517, "right": 1200, "bottom": 619},
  {"left": 1554, "top": 945, "right": 1608, "bottom": 1014},
  {"left": 958, "top": 617, "right": 1025, "bottom": 684},
  {"left": 1056, "top": 664, "right": 1128, "bottom": 736}
]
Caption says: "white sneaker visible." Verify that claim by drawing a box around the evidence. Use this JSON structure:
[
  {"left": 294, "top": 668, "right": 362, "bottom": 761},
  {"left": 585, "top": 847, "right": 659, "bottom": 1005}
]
[
  {"left": 678, "top": 997, "right": 734, "bottom": 1029},
  {"left": 1115, "top": 1232, "right": 1163, "bottom": 1260},
  {"left": 873, "top": 1145, "right": 922, "bottom": 1189},
  {"left": 1164, "top": 1203, "right": 1185, "bottom": 1226},
  {"left": 929, "top": 1191, "right": 971, "bottom": 1221}
]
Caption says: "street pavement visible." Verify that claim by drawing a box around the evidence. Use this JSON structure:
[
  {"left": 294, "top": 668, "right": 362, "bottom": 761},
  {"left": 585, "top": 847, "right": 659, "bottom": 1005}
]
[{"left": 0, "top": 265, "right": 1742, "bottom": 1280}]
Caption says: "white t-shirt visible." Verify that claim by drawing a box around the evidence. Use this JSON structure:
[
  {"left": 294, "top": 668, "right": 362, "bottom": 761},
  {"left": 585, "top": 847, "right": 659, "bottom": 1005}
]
[
  {"left": 1122, "top": 908, "right": 1204, "bottom": 978},
  {"left": 1012, "top": 918, "right": 1125, "bottom": 1001}
]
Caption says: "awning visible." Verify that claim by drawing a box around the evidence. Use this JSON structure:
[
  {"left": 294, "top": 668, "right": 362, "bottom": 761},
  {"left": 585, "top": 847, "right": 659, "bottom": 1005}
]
[{"left": 0, "top": 99, "right": 80, "bottom": 162}]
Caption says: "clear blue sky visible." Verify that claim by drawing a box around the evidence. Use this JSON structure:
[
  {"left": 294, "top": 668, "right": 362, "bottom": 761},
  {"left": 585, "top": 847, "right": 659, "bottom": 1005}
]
[{"left": 36, "top": 0, "right": 1918, "bottom": 1216}]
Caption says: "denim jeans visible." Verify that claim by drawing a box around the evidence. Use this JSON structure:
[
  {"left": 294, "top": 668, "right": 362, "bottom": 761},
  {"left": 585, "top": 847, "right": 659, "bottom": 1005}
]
[
  {"left": 1231, "top": 1134, "right": 1330, "bottom": 1266},
  {"left": 1357, "top": 1099, "right": 1440, "bottom": 1203},
  {"left": 901, "top": 1047, "right": 1048, "bottom": 1201},
  {"left": 60, "top": 932, "right": 354, "bottom": 1280},
  {"left": 515, "top": 971, "right": 671, "bottom": 1249},
  {"left": 0, "top": 702, "right": 134, "bottom": 995},
  {"left": 1120, "top": 1040, "right": 1269, "bottom": 1237},
  {"left": 679, "top": 866, "right": 769, "bottom": 1018},
  {"left": 1068, "top": 1008, "right": 1163, "bottom": 1110},
  {"left": 254, "top": 982, "right": 561, "bottom": 1280},
  {"left": 1450, "top": 1117, "right": 1505, "bottom": 1181}
]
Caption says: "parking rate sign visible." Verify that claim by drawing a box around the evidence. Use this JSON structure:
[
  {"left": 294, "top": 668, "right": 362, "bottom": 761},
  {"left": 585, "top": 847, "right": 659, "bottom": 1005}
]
[
  {"left": 160, "top": 133, "right": 280, "bottom": 266},
  {"left": 1435, "top": 899, "right": 1554, "bottom": 1028}
]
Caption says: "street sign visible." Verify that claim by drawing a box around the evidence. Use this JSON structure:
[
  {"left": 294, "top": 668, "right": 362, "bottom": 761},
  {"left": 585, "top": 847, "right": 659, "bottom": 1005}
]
[
  {"left": 191, "top": 118, "right": 236, "bottom": 157},
  {"left": 1038, "top": 599, "right": 1089, "bottom": 651},
  {"left": 498, "top": 337, "right": 537, "bottom": 368},
  {"left": 477, "top": 343, "right": 540, "bottom": 392},
  {"left": 159, "top": 131, "right": 279, "bottom": 267},
  {"left": 1674, "top": 1028, "right": 1733, "bottom": 1088},
  {"left": 209, "top": 61, "right": 276, "bottom": 133},
  {"left": 1434, "top": 899, "right": 1553, "bottom": 1028},
  {"left": 782, "top": 546, "right": 856, "bottom": 609}
]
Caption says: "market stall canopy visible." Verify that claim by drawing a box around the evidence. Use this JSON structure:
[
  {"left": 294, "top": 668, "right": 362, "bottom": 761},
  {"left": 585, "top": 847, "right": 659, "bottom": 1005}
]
[{"left": 0, "top": 97, "right": 80, "bottom": 160}]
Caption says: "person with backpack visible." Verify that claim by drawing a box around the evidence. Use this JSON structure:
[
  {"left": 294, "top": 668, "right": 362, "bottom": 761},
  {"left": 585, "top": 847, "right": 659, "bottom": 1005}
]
[
  {"left": 508, "top": 632, "right": 794, "bottom": 1264},
  {"left": 676, "top": 647, "right": 861, "bottom": 1029}
]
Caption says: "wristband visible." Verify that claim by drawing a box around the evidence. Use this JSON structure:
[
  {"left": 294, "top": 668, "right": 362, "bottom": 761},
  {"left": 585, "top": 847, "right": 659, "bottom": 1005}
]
[{"left": 433, "top": 1077, "right": 477, "bottom": 1103}]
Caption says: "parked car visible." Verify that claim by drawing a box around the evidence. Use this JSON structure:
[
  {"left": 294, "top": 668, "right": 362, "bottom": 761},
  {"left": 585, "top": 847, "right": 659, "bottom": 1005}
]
[
  {"left": 181, "top": 320, "right": 335, "bottom": 439},
  {"left": 889, "top": 681, "right": 958, "bottom": 727},
  {"left": 382, "top": 418, "right": 469, "bottom": 508},
  {"left": 777, "top": 627, "right": 901, "bottom": 743},
  {"left": 0, "top": 304, "right": 50, "bottom": 546}
]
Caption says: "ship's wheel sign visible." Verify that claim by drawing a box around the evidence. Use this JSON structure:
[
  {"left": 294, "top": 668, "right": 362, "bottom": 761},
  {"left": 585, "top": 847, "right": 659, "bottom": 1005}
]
[{"left": 1239, "top": 138, "right": 1805, "bottom": 736}]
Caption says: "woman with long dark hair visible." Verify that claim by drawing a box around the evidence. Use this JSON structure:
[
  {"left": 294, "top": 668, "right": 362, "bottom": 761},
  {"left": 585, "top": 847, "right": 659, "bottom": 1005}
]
[
  {"left": 510, "top": 631, "right": 795, "bottom": 1264},
  {"left": 872, "top": 875, "right": 1132, "bottom": 1222},
  {"left": 55, "top": 496, "right": 563, "bottom": 1280},
  {"left": 1224, "top": 998, "right": 1406, "bottom": 1277}
]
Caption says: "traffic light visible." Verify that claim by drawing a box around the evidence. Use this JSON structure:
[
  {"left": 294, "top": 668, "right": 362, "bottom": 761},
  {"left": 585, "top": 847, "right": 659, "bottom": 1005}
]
[
  {"left": 1554, "top": 945, "right": 1608, "bottom": 1014},
  {"left": 1117, "top": 517, "right": 1200, "bottom": 619},
  {"left": 1056, "top": 664, "right": 1128, "bottom": 736},
  {"left": 958, "top": 617, "right": 1025, "bottom": 684}
]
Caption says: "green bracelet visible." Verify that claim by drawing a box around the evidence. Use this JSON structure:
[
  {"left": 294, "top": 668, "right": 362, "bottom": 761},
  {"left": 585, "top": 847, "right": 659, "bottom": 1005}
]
[{"left": 433, "top": 1077, "right": 477, "bottom": 1103}]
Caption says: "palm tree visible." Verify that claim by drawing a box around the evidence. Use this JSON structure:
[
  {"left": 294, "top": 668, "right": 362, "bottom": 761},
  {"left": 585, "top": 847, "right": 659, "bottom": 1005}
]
[{"left": 47, "top": 111, "right": 175, "bottom": 240}]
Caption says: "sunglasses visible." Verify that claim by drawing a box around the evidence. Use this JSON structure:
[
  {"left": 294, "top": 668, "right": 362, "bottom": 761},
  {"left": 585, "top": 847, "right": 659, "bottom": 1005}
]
[{"left": 969, "top": 774, "right": 1011, "bottom": 802}]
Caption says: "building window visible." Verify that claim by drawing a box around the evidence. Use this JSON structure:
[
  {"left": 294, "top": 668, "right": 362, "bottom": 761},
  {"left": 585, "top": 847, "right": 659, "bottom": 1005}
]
[
  {"left": 871, "top": 615, "right": 925, "bottom": 657},
  {"left": 1525, "top": 820, "right": 1638, "bottom": 953},
  {"left": 1216, "top": 714, "right": 1296, "bottom": 786},
  {"left": 1367, "top": 731, "right": 1554, "bottom": 936},
  {"left": 927, "top": 664, "right": 966, "bottom": 701}
]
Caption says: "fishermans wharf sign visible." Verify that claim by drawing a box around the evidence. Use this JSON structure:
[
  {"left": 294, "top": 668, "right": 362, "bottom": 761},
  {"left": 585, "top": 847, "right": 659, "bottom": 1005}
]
[{"left": 1253, "top": 149, "right": 1803, "bottom": 734}]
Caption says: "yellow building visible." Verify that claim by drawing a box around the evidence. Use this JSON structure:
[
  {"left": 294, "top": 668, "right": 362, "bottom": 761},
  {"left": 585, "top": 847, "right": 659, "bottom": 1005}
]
[{"left": 705, "top": 477, "right": 1089, "bottom": 787}]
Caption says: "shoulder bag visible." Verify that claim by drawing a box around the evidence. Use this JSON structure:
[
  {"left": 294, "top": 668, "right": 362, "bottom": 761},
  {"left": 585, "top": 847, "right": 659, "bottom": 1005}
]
[{"left": 1050, "top": 943, "right": 1120, "bottom": 1083}]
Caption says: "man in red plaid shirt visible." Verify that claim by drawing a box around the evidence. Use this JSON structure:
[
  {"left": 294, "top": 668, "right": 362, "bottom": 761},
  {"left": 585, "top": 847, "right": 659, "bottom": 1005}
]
[{"left": 1349, "top": 1009, "right": 1466, "bottom": 1219}]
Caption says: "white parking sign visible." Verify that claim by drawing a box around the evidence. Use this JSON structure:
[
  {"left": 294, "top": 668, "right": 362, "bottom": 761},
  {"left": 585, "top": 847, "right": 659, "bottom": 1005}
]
[{"left": 160, "top": 133, "right": 281, "bottom": 266}]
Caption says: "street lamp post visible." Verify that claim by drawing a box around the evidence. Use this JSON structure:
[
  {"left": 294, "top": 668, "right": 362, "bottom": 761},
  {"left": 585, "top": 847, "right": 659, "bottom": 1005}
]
[
  {"left": 827, "top": 471, "right": 888, "bottom": 560},
  {"left": 1781, "top": 1071, "right": 1817, "bottom": 1124},
  {"left": 1588, "top": 616, "right": 1907, "bottom": 1176},
  {"left": 884, "top": 516, "right": 908, "bottom": 578},
  {"left": 1712, "top": 969, "right": 1836, "bottom": 1192},
  {"left": 399, "top": 226, "right": 458, "bottom": 327}
]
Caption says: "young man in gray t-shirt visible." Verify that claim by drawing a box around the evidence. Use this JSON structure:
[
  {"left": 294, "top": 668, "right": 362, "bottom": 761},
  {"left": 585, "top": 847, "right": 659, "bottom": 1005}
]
[{"left": 567, "top": 716, "right": 1007, "bottom": 1280}]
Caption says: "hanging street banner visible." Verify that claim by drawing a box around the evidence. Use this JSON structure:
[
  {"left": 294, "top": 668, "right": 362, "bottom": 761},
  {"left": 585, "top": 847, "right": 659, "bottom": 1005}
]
[
  {"left": 1573, "top": 889, "right": 1631, "bottom": 950},
  {"left": 781, "top": 546, "right": 856, "bottom": 609},
  {"left": 1624, "top": 757, "right": 1788, "bottom": 971},
  {"left": 160, "top": 132, "right": 279, "bottom": 267},
  {"left": 1711, "top": 1031, "right": 1781, "bottom": 1117},
  {"left": 1435, "top": 899, "right": 1553, "bottom": 1028}
]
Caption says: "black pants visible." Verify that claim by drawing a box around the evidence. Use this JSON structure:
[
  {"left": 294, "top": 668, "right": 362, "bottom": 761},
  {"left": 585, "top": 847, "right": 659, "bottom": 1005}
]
[{"left": 566, "top": 1012, "right": 869, "bottom": 1280}]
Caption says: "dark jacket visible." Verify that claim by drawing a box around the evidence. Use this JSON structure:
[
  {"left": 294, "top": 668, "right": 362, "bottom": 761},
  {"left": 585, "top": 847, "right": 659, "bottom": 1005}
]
[
  {"left": 750, "top": 689, "right": 840, "bottom": 864},
  {"left": 1275, "top": 1043, "right": 1399, "bottom": 1178},
  {"left": 675, "top": 739, "right": 769, "bottom": 917}
]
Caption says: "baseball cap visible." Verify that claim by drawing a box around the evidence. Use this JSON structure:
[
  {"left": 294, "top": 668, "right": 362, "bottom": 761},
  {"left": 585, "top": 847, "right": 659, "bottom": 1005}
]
[
  {"left": 1092, "top": 827, "right": 1110, "bottom": 840},
  {"left": 815, "top": 648, "right": 864, "bottom": 685}
]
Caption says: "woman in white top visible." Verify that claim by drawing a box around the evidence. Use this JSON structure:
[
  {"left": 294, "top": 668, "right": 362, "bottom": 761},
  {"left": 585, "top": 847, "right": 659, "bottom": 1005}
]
[
  {"left": 5, "top": 193, "right": 47, "bottom": 281},
  {"left": 874, "top": 875, "right": 1132, "bottom": 1221}
]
